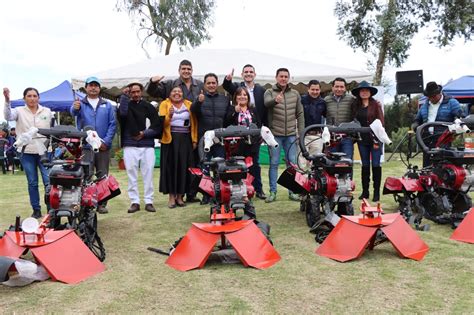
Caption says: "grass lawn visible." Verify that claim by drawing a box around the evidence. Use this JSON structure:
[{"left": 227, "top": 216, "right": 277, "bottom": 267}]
[{"left": 0, "top": 158, "right": 473, "bottom": 313}]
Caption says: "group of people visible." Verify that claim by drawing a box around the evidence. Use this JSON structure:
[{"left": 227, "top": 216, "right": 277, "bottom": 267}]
[
  {"left": 2, "top": 57, "right": 464, "bottom": 218},
  {"left": 0, "top": 127, "right": 19, "bottom": 173}
]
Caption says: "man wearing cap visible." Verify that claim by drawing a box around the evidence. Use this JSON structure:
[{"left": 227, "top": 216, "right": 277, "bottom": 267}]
[
  {"left": 119, "top": 82, "right": 160, "bottom": 213},
  {"left": 70, "top": 77, "right": 117, "bottom": 213},
  {"left": 412, "top": 81, "right": 464, "bottom": 167}
]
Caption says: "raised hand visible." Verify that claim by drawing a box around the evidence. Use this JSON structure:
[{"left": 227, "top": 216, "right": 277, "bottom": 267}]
[
  {"left": 275, "top": 91, "right": 284, "bottom": 104},
  {"left": 225, "top": 68, "right": 234, "bottom": 81},
  {"left": 151, "top": 75, "right": 164, "bottom": 83},
  {"left": 73, "top": 97, "right": 81, "bottom": 110},
  {"left": 169, "top": 104, "right": 174, "bottom": 117},
  {"left": 235, "top": 102, "right": 242, "bottom": 113},
  {"left": 3, "top": 88, "right": 10, "bottom": 103},
  {"left": 198, "top": 90, "right": 205, "bottom": 103}
]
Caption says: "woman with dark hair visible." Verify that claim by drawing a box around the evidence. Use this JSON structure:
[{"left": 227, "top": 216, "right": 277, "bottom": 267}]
[
  {"left": 3, "top": 87, "right": 53, "bottom": 218},
  {"left": 225, "top": 87, "right": 262, "bottom": 194},
  {"left": 351, "top": 81, "right": 384, "bottom": 202},
  {"left": 159, "top": 86, "right": 198, "bottom": 208}
]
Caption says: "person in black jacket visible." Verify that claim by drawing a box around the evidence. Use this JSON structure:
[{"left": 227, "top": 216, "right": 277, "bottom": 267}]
[
  {"left": 191, "top": 73, "right": 232, "bottom": 204},
  {"left": 223, "top": 64, "right": 267, "bottom": 199},
  {"left": 299, "top": 80, "right": 327, "bottom": 169},
  {"left": 119, "top": 83, "right": 161, "bottom": 213},
  {"left": 225, "top": 87, "right": 263, "bottom": 196}
]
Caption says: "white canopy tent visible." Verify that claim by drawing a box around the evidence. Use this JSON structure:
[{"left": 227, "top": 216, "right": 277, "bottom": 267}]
[{"left": 72, "top": 48, "right": 372, "bottom": 89}]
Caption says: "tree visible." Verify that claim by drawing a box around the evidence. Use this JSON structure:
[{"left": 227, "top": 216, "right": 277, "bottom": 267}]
[
  {"left": 117, "top": 0, "right": 215, "bottom": 56},
  {"left": 334, "top": 0, "right": 474, "bottom": 85}
]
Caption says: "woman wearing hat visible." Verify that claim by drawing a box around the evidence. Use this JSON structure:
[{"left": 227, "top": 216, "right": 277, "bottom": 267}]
[{"left": 351, "top": 81, "right": 384, "bottom": 202}]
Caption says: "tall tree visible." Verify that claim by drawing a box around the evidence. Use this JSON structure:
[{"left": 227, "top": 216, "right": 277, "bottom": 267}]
[
  {"left": 334, "top": 0, "right": 474, "bottom": 85},
  {"left": 117, "top": 0, "right": 215, "bottom": 56}
]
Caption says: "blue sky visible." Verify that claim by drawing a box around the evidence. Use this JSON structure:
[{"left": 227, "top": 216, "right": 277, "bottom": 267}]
[{"left": 1, "top": 0, "right": 473, "bottom": 119}]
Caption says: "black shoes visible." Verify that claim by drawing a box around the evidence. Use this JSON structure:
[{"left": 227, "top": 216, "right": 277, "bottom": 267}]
[
  {"left": 145, "top": 204, "right": 156, "bottom": 212},
  {"left": 256, "top": 191, "right": 267, "bottom": 200},
  {"left": 186, "top": 195, "right": 201, "bottom": 203},
  {"left": 32, "top": 209, "right": 42, "bottom": 219},
  {"left": 358, "top": 192, "right": 369, "bottom": 200},
  {"left": 128, "top": 203, "right": 140, "bottom": 213},
  {"left": 200, "top": 195, "right": 210, "bottom": 205}
]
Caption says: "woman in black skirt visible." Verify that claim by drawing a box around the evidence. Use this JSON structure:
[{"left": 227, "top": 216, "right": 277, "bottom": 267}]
[{"left": 159, "top": 86, "right": 198, "bottom": 208}]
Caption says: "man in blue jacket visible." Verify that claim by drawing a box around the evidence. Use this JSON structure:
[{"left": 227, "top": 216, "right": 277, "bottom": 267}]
[
  {"left": 413, "top": 81, "right": 464, "bottom": 167},
  {"left": 70, "top": 76, "right": 117, "bottom": 213}
]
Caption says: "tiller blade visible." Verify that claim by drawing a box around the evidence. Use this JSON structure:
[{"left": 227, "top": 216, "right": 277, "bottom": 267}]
[
  {"left": 450, "top": 207, "right": 474, "bottom": 244},
  {"left": 316, "top": 200, "right": 429, "bottom": 262},
  {"left": 0, "top": 230, "right": 104, "bottom": 284},
  {"left": 166, "top": 220, "right": 280, "bottom": 271}
]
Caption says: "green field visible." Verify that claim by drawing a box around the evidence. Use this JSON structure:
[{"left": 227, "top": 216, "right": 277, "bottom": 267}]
[{"left": 1, "top": 159, "right": 473, "bottom": 314}]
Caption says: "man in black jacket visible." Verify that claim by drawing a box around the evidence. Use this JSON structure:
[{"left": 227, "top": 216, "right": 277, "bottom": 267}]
[
  {"left": 299, "top": 80, "right": 327, "bottom": 168},
  {"left": 191, "top": 73, "right": 232, "bottom": 204},
  {"left": 119, "top": 83, "right": 160, "bottom": 213},
  {"left": 223, "top": 64, "right": 267, "bottom": 199}
]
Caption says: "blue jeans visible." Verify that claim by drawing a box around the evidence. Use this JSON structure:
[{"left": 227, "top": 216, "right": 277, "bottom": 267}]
[
  {"left": 20, "top": 153, "right": 49, "bottom": 211},
  {"left": 330, "top": 137, "right": 354, "bottom": 160},
  {"left": 269, "top": 136, "right": 297, "bottom": 193},
  {"left": 358, "top": 143, "right": 383, "bottom": 167}
]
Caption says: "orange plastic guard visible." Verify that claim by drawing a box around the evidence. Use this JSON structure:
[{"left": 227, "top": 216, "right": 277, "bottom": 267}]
[
  {"left": 450, "top": 207, "right": 474, "bottom": 244},
  {"left": 295, "top": 171, "right": 311, "bottom": 192},
  {"left": 166, "top": 221, "right": 280, "bottom": 271},
  {"left": 381, "top": 214, "right": 430, "bottom": 261},
  {"left": 29, "top": 231, "right": 105, "bottom": 284},
  {"left": 198, "top": 176, "right": 215, "bottom": 197},
  {"left": 318, "top": 213, "right": 429, "bottom": 262},
  {"left": 166, "top": 225, "right": 220, "bottom": 271},
  {"left": 188, "top": 167, "right": 203, "bottom": 176},
  {"left": 225, "top": 222, "right": 281, "bottom": 269},
  {"left": 316, "top": 218, "right": 378, "bottom": 262},
  {"left": 0, "top": 234, "right": 25, "bottom": 258}
]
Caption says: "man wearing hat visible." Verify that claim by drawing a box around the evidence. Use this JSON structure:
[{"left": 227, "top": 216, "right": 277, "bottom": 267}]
[
  {"left": 412, "top": 81, "right": 464, "bottom": 167},
  {"left": 70, "top": 76, "right": 117, "bottom": 213}
]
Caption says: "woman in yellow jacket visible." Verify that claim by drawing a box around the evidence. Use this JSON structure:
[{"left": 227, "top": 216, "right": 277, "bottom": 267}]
[{"left": 159, "top": 86, "right": 198, "bottom": 208}]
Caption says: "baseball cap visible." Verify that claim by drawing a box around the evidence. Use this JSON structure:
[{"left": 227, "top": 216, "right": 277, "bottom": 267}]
[{"left": 85, "top": 76, "right": 101, "bottom": 87}]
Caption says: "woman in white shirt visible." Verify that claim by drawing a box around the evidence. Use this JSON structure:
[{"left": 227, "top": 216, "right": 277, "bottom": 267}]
[{"left": 3, "top": 87, "right": 52, "bottom": 218}]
